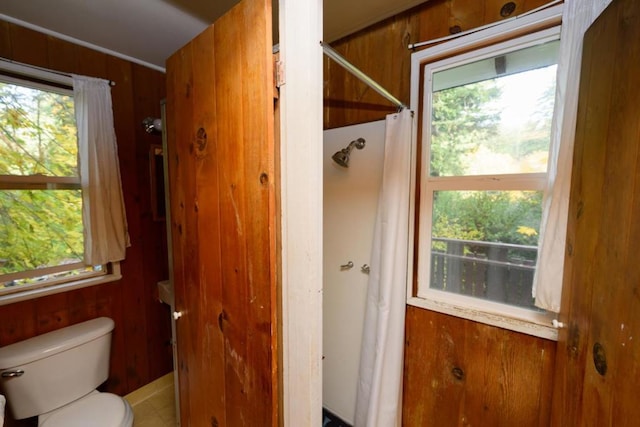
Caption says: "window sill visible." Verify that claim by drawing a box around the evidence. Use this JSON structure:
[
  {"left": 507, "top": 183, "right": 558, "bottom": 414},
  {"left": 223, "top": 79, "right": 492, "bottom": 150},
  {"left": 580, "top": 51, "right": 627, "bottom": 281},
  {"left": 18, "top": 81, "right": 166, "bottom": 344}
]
[
  {"left": 407, "top": 294, "right": 558, "bottom": 341},
  {"left": 0, "top": 263, "right": 122, "bottom": 307}
]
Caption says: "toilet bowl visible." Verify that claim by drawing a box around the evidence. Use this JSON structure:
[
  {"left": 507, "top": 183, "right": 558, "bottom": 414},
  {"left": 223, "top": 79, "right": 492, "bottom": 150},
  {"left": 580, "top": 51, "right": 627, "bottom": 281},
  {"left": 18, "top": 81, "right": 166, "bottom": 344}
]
[
  {"left": 0, "top": 317, "right": 133, "bottom": 427},
  {"left": 38, "top": 391, "right": 133, "bottom": 427}
]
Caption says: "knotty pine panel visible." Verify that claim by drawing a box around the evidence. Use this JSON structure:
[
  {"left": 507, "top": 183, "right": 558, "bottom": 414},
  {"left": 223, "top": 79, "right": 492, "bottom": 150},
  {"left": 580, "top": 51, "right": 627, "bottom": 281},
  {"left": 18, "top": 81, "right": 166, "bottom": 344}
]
[
  {"left": 403, "top": 306, "right": 556, "bottom": 426},
  {"left": 549, "top": 7, "right": 615, "bottom": 422},
  {"left": 0, "top": 20, "right": 172, "bottom": 406},
  {"left": 166, "top": 0, "right": 278, "bottom": 423},
  {"left": 167, "top": 30, "right": 227, "bottom": 427},
  {"left": 324, "top": 0, "right": 552, "bottom": 129},
  {"left": 0, "top": 21, "right": 11, "bottom": 58},
  {"left": 552, "top": 0, "right": 640, "bottom": 423}
]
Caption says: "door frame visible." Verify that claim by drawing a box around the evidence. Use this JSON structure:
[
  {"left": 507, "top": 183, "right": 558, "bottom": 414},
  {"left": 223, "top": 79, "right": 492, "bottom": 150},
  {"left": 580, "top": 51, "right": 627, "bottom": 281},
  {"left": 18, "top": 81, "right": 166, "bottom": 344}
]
[{"left": 279, "top": 0, "right": 324, "bottom": 425}]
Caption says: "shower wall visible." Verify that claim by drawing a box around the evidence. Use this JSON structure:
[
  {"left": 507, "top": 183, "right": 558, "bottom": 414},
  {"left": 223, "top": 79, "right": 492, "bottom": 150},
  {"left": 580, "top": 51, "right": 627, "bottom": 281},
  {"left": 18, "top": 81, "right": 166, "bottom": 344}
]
[{"left": 323, "top": 119, "right": 386, "bottom": 423}]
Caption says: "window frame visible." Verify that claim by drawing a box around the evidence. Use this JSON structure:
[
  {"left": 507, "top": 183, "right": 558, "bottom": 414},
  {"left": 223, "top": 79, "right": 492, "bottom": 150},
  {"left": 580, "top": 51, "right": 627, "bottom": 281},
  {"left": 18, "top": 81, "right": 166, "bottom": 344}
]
[
  {"left": 0, "top": 61, "right": 121, "bottom": 305},
  {"left": 407, "top": 5, "right": 564, "bottom": 340}
]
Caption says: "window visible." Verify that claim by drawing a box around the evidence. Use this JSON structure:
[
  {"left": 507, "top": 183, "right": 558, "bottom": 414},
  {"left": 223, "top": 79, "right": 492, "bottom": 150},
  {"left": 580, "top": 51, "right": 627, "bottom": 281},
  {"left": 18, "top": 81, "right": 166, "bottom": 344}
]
[
  {"left": 409, "top": 6, "right": 562, "bottom": 339},
  {"left": 0, "top": 67, "right": 119, "bottom": 303}
]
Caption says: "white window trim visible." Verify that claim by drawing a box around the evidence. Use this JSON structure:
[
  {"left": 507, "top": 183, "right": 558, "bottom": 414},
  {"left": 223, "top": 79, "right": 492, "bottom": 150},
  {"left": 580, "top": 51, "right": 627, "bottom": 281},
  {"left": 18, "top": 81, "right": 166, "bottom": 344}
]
[
  {"left": 423, "top": 173, "right": 546, "bottom": 192},
  {"left": 409, "top": 4, "right": 563, "bottom": 106},
  {"left": 0, "top": 58, "right": 73, "bottom": 89},
  {"left": 407, "top": 5, "right": 564, "bottom": 341},
  {"left": 1, "top": 261, "right": 89, "bottom": 283},
  {"left": 0, "top": 263, "right": 121, "bottom": 306},
  {"left": 0, "top": 174, "right": 80, "bottom": 189},
  {"left": 0, "top": 61, "right": 122, "bottom": 304}
]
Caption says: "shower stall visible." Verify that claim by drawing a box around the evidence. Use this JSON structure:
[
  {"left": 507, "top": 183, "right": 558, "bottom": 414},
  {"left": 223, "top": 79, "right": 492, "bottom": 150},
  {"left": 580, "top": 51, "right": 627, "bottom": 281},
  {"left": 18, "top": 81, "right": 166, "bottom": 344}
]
[{"left": 323, "top": 120, "right": 386, "bottom": 425}]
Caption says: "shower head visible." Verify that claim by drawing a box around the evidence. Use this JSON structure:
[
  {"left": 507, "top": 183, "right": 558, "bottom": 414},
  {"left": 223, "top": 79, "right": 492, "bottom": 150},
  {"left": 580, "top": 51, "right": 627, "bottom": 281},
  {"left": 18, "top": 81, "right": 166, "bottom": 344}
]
[
  {"left": 332, "top": 137, "right": 366, "bottom": 168},
  {"left": 142, "top": 117, "right": 163, "bottom": 134},
  {"left": 332, "top": 150, "right": 350, "bottom": 167}
]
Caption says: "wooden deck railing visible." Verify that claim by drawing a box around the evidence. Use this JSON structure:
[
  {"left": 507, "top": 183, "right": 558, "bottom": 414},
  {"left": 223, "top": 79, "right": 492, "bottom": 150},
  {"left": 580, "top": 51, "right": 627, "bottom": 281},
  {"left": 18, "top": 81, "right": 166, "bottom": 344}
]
[{"left": 430, "top": 237, "right": 538, "bottom": 309}]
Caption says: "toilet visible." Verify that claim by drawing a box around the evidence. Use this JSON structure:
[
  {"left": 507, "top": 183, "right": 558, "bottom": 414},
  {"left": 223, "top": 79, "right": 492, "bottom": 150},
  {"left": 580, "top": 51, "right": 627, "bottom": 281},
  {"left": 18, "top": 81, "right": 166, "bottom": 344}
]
[{"left": 0, "top": 317, "right": 133, "bottom": 427}]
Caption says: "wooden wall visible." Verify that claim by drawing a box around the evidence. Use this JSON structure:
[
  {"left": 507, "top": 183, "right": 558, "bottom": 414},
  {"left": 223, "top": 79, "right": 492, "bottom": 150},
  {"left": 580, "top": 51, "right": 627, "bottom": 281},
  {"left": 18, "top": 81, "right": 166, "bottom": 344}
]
[
  {"left": 323, "top": 0, "right": 559, "bottom": 424},
  {"left": 0, "top": 19, "right": 172, "bottom": 417},
  {"left": 403, "top": 307, "right": 556, "bottom": 426},
  {"left": 551, "top": 0, "right": 640, "bottom": 423},
  {"left": 324, "top": 0, "right": 552, "bottom": 129}
]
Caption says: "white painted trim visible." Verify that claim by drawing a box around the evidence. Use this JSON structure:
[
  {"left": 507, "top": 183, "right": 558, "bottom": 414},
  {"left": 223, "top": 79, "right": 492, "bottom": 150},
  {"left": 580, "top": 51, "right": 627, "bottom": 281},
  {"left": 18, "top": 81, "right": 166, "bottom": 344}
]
[
  {"left": 279, "top": 0, "right": 323, "bottom": 425},
  {"left": 410, "top": 4, "right": 563, "bottom": 113},
  {"left": 0, "top": 14, "right": 166, "bottom": 73},
  {"left": 0, "top": 58, "right": 73, "bottom": 89},
  {"left": 407, "top": 295, "right": 557, "bottom": 340},
  {"left": 408, "top": 0, "right": 563, "bottom": 50},
  {"left": 0, "top": 261, "right": 88, "bottom": 284},
  {"left": 0, "top": 175, "right": 80, "bottom": 191},
  {"left": 424, "top": 174, "right": 547, "bottom": 191},
  {"left": 0, "top": 175, "right": 79, "bottom": 184},
  {"left": 408, "top": 5, "right": 564, "bottom": 340},
  {"left": 0, "top": 262, "right": 121, "bottom": 306}
]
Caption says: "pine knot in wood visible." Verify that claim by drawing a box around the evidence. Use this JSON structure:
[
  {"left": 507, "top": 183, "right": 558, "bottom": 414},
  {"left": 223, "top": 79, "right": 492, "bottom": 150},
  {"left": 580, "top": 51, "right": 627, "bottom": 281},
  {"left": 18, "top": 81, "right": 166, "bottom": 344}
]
[
  {"left": 194, "top": 127, "right": 208, "bottom": 158},
  {"left": 451, "top": 366, "right": 465, "bottom": 381},
  {"left": 593, "top": 342, "right": 607, "bottom": 376},
  {"left": 500, "top": 2, "right": 517, "bottom": 17}
]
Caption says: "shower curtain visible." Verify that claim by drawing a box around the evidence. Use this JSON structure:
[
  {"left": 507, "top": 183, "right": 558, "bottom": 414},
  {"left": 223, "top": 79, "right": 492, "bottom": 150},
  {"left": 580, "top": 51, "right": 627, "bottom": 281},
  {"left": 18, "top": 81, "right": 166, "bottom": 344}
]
[{"left": 354, "top": 108, "right": 413, "bottom": 427}]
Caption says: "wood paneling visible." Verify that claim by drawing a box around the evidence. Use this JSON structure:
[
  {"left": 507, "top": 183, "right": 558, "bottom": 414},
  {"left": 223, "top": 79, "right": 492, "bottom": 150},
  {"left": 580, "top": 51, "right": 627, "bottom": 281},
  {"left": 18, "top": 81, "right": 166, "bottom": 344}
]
[
  {"left": 0, "top": 20, "right": 172, "bottom": 422},
  {"left": 324, "top": 1, "right": 561, "bottom": 424},
  {"left": 166, "top": 0, "right": 277, "bottom": 425},
  {"left": 403, "top": 306, "right": 556, "bottom": 426},
  {"left": 8, "top": 25, "right": 48, "bottom": 68},
  {"left": 324, "top": 0, "right": 551, "bottom": 129},
  {"left": 551, "top": 0, "right": 640, "bottom": 424},
  {"left": 0, "top": 21, "right": 10, "bottom": 58}
]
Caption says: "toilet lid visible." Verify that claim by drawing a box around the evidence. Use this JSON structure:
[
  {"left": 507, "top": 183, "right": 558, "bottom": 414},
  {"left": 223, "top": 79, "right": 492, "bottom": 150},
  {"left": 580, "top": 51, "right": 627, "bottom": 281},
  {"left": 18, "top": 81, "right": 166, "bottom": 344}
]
[{"left": 40, "top": 393, "right": 131, "bottom": 427}]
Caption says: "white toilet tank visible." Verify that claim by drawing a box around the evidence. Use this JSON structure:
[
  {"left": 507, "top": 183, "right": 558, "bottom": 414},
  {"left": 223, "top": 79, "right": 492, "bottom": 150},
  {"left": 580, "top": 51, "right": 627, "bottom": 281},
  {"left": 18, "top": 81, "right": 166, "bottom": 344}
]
[{"left": 0, "top": 317, "right": 115, "bottom": 420}]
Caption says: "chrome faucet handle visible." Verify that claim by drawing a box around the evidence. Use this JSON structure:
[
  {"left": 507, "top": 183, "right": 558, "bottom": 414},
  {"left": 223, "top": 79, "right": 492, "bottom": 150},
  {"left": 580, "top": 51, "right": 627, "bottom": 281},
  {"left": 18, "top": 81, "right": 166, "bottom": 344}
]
[
  {"left": 340, "top": 261, "right": 354, "bottom": 270},
  {"left": 1, "top": 369, "right": 24, "bottom": 378}
]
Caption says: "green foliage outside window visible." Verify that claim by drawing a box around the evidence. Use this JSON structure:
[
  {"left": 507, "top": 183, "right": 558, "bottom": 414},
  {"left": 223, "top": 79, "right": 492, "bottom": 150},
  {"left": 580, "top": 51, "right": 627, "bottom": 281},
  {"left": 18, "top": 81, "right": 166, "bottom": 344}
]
[
  {"left": 430, "top": 81, "right": 502, "bottom": 177},
  {"left": 429, "top": 66, "right": 556, "bottom": 249},
  {"left": 0, "top": 82, "right": 84, "bottom": 280}
]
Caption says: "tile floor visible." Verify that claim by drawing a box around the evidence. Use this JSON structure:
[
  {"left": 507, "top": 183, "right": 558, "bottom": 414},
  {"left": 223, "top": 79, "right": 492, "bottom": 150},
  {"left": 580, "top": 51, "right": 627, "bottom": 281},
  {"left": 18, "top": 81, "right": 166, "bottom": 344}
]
[
  {"left": 125, "top": 373, "right": 177, "bottom": 427},
  {"left": 125, "top": 375, "right": 351, "bottom": 427}
]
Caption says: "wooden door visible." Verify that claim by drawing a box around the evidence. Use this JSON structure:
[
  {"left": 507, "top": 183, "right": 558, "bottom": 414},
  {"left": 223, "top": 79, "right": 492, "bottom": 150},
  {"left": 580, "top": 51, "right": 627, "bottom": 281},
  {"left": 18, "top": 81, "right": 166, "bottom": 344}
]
[
  {"left": 552, "top": 0, "right": 640, "bottom": 424},
  {"left": 165, "top": 0, "right": 277, "bottom": 425}
]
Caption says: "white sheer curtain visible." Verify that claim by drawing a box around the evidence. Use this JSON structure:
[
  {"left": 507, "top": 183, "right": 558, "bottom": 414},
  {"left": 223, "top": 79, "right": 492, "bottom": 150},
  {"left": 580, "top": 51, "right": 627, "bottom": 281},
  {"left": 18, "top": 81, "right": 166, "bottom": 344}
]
[
  {"left": 73, "top": 75, "right": 129, "bottom": 265},
  {"left": 533, "top": 0, "right": 613, "bottom": 312},
  {"left": 354, "top": 109, "right": 412, "bottom": 427}
]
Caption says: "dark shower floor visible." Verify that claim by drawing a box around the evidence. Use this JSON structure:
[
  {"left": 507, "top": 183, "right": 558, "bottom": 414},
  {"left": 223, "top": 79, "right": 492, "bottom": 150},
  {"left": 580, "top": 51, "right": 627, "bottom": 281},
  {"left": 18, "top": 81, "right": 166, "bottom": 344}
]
[{"left": 322, "top": 408, "right": 351, "bottom": 427}]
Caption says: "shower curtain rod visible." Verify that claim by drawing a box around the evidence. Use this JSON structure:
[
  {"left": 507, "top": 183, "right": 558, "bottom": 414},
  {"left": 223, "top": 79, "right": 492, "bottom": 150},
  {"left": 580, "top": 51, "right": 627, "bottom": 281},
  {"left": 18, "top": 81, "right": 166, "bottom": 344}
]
[
  {"left": 407, "top": 0, "right": 563, "bottom": 50},
  {"left": 321, "top": 42, "right": 406, "bottom": 110}
]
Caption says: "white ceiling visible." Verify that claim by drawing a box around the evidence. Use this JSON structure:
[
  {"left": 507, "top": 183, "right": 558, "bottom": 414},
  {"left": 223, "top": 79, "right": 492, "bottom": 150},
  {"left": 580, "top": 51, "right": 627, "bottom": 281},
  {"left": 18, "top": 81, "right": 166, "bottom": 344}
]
[{"left": 0, "top": 0, "right": 425, "bottom": 72}]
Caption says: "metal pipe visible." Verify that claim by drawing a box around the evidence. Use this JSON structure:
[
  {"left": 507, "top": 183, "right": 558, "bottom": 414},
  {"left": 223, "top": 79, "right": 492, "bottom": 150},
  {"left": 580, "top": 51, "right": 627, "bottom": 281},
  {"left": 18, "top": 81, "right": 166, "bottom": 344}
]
[{"left": 321, "top": 42, "right": 406, "bottom": 110}]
